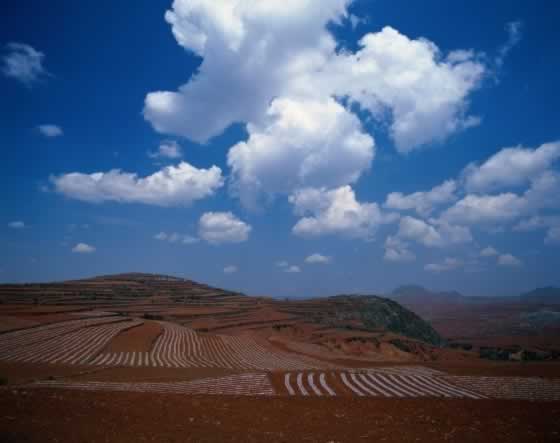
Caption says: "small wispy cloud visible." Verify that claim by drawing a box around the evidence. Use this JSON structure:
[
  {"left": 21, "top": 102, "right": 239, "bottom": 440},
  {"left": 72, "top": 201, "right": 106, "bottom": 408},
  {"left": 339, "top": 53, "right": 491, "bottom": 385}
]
[
  {"left": 223, "top": 265, "right": 237, "bottom": 274},
  {"left": 480, "top": 246, "right": 498, "bottom": 257},
  {"left": 154, "top": 231, "right": 199, "bottom": 244},
  {"left": 148, "top": 140, "right": 182, "bottom": 160},
  {"left": 8, "top": 221, "right": 25, "bottom": 229},
  {"left": 37, "top": 124, "right": 63, "bottom": 137},
  {"left": 2, "top": 42, "right": 48, "bottom": 86},
  {"left": 495, "top": 20, "right": 522, "bottom": 68},
  {"left": 424, "top": 257, "right": 463, "bottom": 273}
]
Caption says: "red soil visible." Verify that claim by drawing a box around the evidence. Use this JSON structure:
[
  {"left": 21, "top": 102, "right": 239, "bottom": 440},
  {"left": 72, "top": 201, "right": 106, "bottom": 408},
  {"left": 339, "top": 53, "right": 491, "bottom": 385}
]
[
  {"left": 102, "top": 321, "right": 162, "bottom": 352},
  {"left": 1, "top": 389, "right": 559, "bottom": 442}
]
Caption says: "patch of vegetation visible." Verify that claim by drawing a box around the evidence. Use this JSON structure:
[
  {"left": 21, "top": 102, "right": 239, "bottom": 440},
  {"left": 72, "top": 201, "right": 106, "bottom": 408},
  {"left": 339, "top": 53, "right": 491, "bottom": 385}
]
[{"left": 325, "top": 295, "right": 444, "bottom": 346}]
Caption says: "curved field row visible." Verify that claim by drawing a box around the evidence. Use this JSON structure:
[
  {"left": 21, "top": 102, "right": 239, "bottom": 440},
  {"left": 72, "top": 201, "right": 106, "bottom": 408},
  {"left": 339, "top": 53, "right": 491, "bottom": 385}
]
[
  {"left": 1, "top": 319, "right": 333, "bottom": 370},
  {"left": 222, "top": 335, "right": 334, "bottom": 370},
  {"left": 444, "top": 376, "right": 560, "bottom": 401},
  {"left": 31, "top": 373, "right": 275, "bottom": 396},
  {"left": 0, "top": 317, "right": 130, "bottom": 356},
  {"left": 92, "top": 322, "right": 332, "bottom": 370},
  {"left": 284, "top": 372, "right": 336, "bottom": 397},
  {"left": 283, "top": 371, "right": 484, "bottom": 399},
  {"left": 0, "top": 319, "right": 142, "bottom": 365}
]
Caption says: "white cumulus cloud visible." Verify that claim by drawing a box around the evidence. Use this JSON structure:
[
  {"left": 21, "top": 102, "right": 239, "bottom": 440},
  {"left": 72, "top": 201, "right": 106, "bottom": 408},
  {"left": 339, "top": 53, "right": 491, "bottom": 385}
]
[
  {"left": 148, "top": 140, "right": 183, "bottom": 159},
  {"left": 72, "top": 243, "right": 95, "bottom": 253},
  {"left": 326, "top": 26, "right": 485, "bottom": 152},
  {"left": 305, "top": 253, "right": 332, "bottom": 264},
  {"left": 443, "top": 169, "right": 560, "bottom": 226},
  {"left": 144, "top": 0, "right": 348, "bottom": 142},
  {"left": 290, "top": 185, "right": 397, "bottom": 239},
  {"left": 144, "top": 1, "right": 486, "bottom": 156},
  {"left": 223, "top": 265, "right": 238, "bottom": 274},
  {"left": 463, "top": 141, "right": 560, "bottom": 193},
  {"left": 442, "top": 192, "right": 527, "bottom": 225},
  {"left": 51, "top": 161, "right": 223, "bottom": 206},
  {"left": 497, "top": 253, "right": 522, "bottom": 266},
  {"left": 198, "top": 211, "right": 251, "bottom": 244},
  {"left": 384, "top": 180, "right": 457, "bottom": 217},
  {"left": 284, "top": 265, "right": 301, "bottom": 273},
  {"left": 228, "top": 96, "right": 374, "bottom": 207},
  {"left": 395, "top": 216, "right": 472, "bottom": 248}
]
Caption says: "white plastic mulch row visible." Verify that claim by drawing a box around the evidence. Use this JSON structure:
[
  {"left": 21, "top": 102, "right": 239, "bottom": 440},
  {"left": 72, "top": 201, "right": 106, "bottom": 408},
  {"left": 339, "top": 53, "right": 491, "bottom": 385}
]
[
  {"left": 443, "top": 376, "right": 560, "bottom": 401},
  {"left": 32, "top": 373, "right": 275, "bottom": 396},
  {"left": 0, "top": 318, "right": 142, "bottom": 365},
  {"left": 284, "top": 371, "right": 485, "bottom": 399},
  {"left": 91, "top": 321, "right": 333, "bottom": 370}
]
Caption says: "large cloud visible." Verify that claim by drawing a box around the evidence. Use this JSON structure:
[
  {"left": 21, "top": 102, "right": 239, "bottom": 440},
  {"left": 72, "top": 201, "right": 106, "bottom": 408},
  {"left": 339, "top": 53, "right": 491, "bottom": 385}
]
[
  {"left": 289, "top": 185, "right": 397, "bottom": 238},
  {"left": 325, "top": 27, "right": 485, "bottom": 152},
  {"left": 144, "top": 1, "right": 486, "bottom": 156},
  {"left": 198, "top": 211, "right": 251, "bottom": 244},
  {"left": 144, "top": 0, "right": 348, "bottom": 142},
  {"left": 463, "top": 141, "right": 560, "bottom": 192},
  {"left": 52, "top": 161, "right": 223, "bottom": 206},
  {"left": 228, "top": 96, "right": 374, "bottom": 207}
]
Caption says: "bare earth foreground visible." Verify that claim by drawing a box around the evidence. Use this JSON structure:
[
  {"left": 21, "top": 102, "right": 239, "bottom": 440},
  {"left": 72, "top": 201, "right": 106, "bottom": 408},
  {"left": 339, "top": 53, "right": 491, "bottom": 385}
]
[
  {"left": 1, "top": 390, "right": 559, "bottom": 443},
  {"left": 1, "top": 274, "right": 559, "bottom": 442}
]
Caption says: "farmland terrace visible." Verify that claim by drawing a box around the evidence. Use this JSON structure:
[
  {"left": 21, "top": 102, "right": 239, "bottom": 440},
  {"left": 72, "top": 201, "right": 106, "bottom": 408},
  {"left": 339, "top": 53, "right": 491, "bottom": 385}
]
[{"left": 0, "top": 272, "right": 559, "bottom": 413}]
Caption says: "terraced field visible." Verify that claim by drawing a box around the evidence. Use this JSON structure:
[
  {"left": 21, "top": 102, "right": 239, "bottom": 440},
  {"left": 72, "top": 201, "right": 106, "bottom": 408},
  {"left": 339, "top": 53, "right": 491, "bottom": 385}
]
[{"left": 1, "top": 273, "right": 559, "bottom": 406}]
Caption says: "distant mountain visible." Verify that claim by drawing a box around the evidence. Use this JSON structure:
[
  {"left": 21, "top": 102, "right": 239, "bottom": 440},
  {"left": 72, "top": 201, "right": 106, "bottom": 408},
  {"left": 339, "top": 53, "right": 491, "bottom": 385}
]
[
  {"left": 519, "top": 287, "right": 560, "bottom": 303},
  {"left": 390, "top": 285, "right": 465, "bottom": 304}
]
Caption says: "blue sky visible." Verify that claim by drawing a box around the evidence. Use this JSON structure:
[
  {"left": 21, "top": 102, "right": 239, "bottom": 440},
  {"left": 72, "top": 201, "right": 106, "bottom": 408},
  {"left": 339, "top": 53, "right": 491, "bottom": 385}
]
[{"left": 1, "top": 0, "right": 559, "bottom": 297}]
